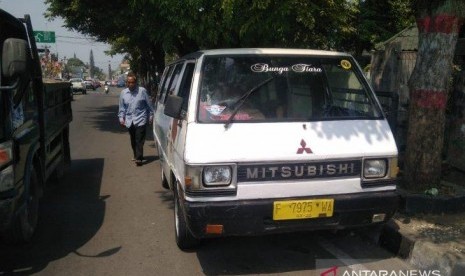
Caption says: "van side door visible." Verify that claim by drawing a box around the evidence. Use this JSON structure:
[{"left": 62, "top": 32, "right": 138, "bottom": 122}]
[
  {"left": 169, "top": 61, "right": 196, "bottom": 168},
  {"left": 153, "top": 62, "right": 183, "bottom": 159}
]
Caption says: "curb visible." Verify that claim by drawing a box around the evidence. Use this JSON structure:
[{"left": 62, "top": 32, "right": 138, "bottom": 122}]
[
  {"left": 380, "top": 218, "right": 465, "bottom": 276},
  {"left": 401, "top": 194, "right": 465, "bottom": 214}
]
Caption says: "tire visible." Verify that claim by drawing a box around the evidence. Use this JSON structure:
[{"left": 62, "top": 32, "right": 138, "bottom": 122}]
[
  {"left": 4, "top": 169, "right": 40, "bottom": 244},
  {"left": 160, "top": 164, "right": 169, "bottom": 190},
  {"left": 174, "top": 186, "right": 200, "bottom": 250},
  {"left": 50, "top": 129, "right": 70, "bottom": 183}
]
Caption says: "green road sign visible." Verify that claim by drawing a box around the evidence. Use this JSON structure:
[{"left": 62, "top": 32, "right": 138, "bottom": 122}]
[{"left": 33, "top": 31, "right": 56, "bottom": 43}]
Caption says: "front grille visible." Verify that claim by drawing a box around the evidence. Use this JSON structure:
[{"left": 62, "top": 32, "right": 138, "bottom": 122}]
[{"left": 237, "top": 160, "right": 361, "bottom": 182}]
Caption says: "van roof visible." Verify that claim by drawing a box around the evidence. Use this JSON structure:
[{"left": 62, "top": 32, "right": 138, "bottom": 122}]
[{"left": 180, "top": 48, "right": 351, "bottom": 60}]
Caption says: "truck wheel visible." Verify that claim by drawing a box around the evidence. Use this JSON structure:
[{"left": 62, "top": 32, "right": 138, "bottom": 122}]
[
  {"left": 174, "top": 186, "right": 200, "bottom": 250},
  {"left": 4, "top": 169, "right": 40, "bottom": 244}
]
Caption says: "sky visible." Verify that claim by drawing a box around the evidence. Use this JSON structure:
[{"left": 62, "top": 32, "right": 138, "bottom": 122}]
[{"left": 1, "top": 0, "right": 125, "bottom": 71}]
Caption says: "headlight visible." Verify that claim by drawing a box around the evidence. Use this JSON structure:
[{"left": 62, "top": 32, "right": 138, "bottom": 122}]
[
  {"left": 363, "top": 159, "right": 387, "bottom": 179},
  {"left": 203, "top": 166, "right": 232, "bottom": 186}
]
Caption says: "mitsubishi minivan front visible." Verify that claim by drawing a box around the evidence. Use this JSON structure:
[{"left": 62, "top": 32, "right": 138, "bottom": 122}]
[{"left": 153, "top": 48, "right": 399, "bottom": 250}]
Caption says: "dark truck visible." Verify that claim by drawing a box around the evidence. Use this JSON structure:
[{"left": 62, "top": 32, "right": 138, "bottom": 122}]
[{"left": 0, "top": 9, "right": 72, "bottom": 243}]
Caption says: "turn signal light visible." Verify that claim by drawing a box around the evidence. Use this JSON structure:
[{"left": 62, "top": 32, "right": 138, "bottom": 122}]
[
  {"left": 185, "top": 176, "right": 192, "bottom": 188},
  {"left": 0, "top": 141, "right": 13, "bottom": 166},
  {"left": 0, "top": 150, "right": 9, "bottom": 163},
  {"left": 205, "top": 224, "right": 223, "bottom": 235}
]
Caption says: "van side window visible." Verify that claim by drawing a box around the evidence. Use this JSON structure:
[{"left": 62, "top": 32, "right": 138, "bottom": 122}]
[
  {"left": 156, "top": 67, "right": 169, "bottom": 102},
  {"left": 177, "top": 62, "right": 195, "bottom": 111},
  {"left": 158, "top": 66, "right": 174, "bottom": 103},
  {"left": 164, "top": 63, "right": 184, "bottom": 103}
]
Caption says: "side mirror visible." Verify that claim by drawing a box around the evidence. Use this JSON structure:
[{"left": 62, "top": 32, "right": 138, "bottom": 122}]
[
  {"left": 164, "top": 94, "right": 183, "bottom": 119},
  {"left": 2, "top": 38, "right": 28, "bottom": 80}
]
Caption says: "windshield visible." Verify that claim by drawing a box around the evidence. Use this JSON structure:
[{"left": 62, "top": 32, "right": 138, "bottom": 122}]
[{"left": 197, "top": 55, "right": 382, "bottom": 123}]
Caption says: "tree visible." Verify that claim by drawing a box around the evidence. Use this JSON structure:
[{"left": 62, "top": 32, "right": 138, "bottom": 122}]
[
  {"left": 354, "top": 0, "right": 414, "bottom": 55},
  {"left": 44, "top": 0, "right": 412, "bottom": 95},
  {"left": 66, "top": 57, "right": 86, "bottom": 78},
  {"left": 45, "top": 0, "right": 166, "bottom": 84},
  {"left": 45, "top": 0, "right": 361, "bottom": 80},
  {"left": 89, "top": 49, "right": 95, "bottom": 78},
  {"left": 404, "top": 0, "right": 465, "bottom": 191},
  {"left": 92, "top": 66, "right": 105, "bottom": 80},
  {"left": 67, "top": 57, "right": 85, "bottom": 67}
]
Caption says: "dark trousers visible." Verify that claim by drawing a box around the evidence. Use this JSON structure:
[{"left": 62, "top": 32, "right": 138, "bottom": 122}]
[{"left": 128, "top": 124, "right": 146, "bottom": 160}]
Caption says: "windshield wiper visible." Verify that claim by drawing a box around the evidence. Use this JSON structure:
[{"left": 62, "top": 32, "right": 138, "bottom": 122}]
[{"left": 224, "top": 76, "right": 275, "bottom": 129}]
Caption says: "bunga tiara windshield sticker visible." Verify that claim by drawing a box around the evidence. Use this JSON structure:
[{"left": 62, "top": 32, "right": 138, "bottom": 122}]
[{"left": 250, "top": 63, "right": 323, "bottom": 74}]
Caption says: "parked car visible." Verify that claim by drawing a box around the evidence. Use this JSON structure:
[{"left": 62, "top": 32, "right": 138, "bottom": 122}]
[
  {"left": 69, "top": 78, "right": 86, "bottom": 94},
  {"left": 92, "top": 79, "right": 101, "bottom": 89},
  {"left": 84, "top": 79, "right": 95, "bottom": 90}
]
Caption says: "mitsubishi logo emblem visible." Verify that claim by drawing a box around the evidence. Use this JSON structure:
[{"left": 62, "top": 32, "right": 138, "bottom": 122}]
[{"left": 297, "top": 139, "right": 313, "bottom": 154}]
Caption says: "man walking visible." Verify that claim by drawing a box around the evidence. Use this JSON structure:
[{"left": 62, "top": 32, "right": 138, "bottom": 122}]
[{"left": 118, "top": 73, "right": 154, "bottom": 166}]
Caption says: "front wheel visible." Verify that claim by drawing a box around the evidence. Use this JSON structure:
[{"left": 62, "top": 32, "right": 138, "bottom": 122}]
[
  {"left": 160, "top": 164, "right": 169, "bottom": 190},
  {"left": 3, "top": 168, "right": 40, "bottom": 244},
  {"left": 174, "top": 186, "right": 200, "bottom": 250}
]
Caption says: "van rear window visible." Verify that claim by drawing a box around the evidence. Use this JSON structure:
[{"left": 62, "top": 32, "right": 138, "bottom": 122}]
[{"left": 197, "top": 55, "right": 382, "bottom": 123}]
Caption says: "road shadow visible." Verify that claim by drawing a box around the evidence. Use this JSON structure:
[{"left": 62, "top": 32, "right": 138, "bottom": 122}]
[
  {"left": 78, "top": 102, "right": 155, "bottom": 142},
  {"left": 195, "top": 229, "right": 398, "bottom": 275},
  {"left": 195, "top": 232, "right": 323, "bottom": 275},
  {"left": 141, "top": 155, "right": 159, "bottom": 166},
  {"left": 0, "top": 158, "right": 110, "bottom": 275},
  {"left": 77, "top": 104, "right": 125, "bottom": 134},
  {"left": 156, "top": 190, "right": 327, "bottom": 274}
]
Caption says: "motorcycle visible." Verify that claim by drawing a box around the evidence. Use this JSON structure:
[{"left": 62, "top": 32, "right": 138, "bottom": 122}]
[{"left": 104, "top": 85, "right": 109, "bottom": 94}]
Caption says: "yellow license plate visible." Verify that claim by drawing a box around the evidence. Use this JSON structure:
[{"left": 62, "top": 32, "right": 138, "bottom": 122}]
[{"left": 273, "top": 199, "right": 334, "bottom": 220}]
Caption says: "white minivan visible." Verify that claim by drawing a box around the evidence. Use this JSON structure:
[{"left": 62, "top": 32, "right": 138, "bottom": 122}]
[{"left": 153, "top": 48, "right": 399, "bottom": 250}]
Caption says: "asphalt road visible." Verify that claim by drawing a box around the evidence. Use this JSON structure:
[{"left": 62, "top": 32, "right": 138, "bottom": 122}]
[{"left": 0, "top": 87, "right": 415, "bottom": 275}]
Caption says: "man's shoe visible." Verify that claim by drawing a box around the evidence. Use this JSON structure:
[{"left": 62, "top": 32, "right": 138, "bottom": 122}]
[
  {"left": 135, "top": 160, "right": 143, "bottom": 166},
  {"left": 131, "top": 158, "right": 136, "bottom": 161}
]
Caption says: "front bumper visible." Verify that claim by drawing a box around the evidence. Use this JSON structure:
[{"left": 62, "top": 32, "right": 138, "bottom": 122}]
[{"left": 182, "top": 191, "right": 399, "bottom": 239}]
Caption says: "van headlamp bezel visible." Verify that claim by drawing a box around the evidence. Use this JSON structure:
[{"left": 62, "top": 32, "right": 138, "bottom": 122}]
[
  {"left": 202, "top": 165, "right": 232, "bottom": 187},
  {"left": 185, "top": 164, "right": 237, "bottom": 195},
  {"left": 363, "top": 158, "right": 388, "bottom": 179}
]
